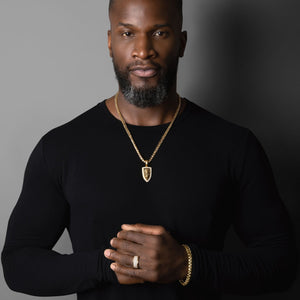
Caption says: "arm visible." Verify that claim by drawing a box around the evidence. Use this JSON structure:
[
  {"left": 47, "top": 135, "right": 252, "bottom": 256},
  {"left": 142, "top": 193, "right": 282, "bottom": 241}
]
[
  {"left": 1, "top": 137, "right": 117, "bottom": 296},
  {"left": 105, "top": 224, "right": 188, "bottom": 284},
  {"left": 189, "top": 131, "right": 297, "bottom": 294},
  {"left": 105, "top": 131, "right": 297, "bottom": 294}
]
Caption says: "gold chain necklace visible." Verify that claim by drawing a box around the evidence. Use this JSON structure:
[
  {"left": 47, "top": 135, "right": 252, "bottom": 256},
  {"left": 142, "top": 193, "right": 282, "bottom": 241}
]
[{"left": 114, "top": 92, "right": 181, "bottom": 182}]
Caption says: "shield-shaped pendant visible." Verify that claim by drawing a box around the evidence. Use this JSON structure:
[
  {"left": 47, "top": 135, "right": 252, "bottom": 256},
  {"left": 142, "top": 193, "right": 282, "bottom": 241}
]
[{"left": 142, "top": 166, "right": 152, "bottom": 182}]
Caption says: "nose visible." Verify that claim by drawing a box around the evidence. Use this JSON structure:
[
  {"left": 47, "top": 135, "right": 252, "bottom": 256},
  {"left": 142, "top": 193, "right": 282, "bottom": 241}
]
[{"left": 132, "top": 34, "right": 157, "bottom": 60}]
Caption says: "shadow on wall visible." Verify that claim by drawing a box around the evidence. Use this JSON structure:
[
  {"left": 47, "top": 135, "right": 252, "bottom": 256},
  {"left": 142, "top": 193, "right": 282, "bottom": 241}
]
[{"left": 187, "top": 0, "right": 300, "bottom": 299}]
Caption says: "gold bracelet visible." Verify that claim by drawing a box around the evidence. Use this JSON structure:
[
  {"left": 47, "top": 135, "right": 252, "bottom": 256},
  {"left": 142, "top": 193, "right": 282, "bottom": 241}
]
[{"left": 179, "top": 244, "right": 192, "bottom": 286}]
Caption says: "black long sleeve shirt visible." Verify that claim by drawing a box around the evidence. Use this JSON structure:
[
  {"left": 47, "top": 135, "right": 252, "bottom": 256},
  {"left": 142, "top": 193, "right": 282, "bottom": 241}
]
[{"left": 2, "top": 99, "right": 297, "bottom": 299}]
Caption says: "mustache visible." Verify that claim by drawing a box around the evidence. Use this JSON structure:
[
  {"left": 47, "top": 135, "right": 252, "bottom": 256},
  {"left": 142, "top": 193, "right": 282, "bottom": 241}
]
[{"left": 127, "top": 60, "right": 161, "bottom": 70}]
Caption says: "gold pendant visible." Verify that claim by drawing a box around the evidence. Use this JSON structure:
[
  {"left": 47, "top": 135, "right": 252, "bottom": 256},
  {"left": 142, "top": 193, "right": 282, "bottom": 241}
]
[{"left": 142, "top": 161, "right": 152, "bottom": 182}]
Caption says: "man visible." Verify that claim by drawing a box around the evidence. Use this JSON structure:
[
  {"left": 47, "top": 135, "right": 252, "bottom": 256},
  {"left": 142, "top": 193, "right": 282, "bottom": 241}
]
[{"left": 1, "top": 0, "right": 297, "bottom": 299}]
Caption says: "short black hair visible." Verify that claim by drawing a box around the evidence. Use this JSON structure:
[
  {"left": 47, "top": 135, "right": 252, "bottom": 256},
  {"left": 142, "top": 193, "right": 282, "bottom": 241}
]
[{"left": 109, "top": 0, "right": 183, "bottom": 26}]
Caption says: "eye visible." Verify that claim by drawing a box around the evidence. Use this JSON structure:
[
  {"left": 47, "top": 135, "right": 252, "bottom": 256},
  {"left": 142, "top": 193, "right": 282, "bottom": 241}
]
[
  {"left": 121, "top": 31, "right": 133, "bottom": 38},
  {"left": 153, "top": 31, "right": 168, "bottom": 38}
]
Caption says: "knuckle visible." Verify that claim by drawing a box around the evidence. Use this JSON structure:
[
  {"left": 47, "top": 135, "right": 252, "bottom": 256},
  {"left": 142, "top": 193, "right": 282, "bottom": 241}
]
[
  {"left": 149, "top": 271, "right": 159, "bottom": 282},
  {"left": 127, "top": 255, "right": 134, "bottom": 266},
  {"left": 112, "top": 251, "right": 122, "bottom": 262},
  {"left": 148, "top": 249, "right": 155, "bottom": 259},
  {"left": 109, "top": 250, "right": 116, "bottom": 260},
  {"left": 127, "top": 231, "right": 137, "bottom": 241},
  {"left": 118, "top": 230, "right": 127, "bottom": 239},
  {"left": 122, "top": 240, "right": 130, "bottom": 250},
  {"left": 113, "top": 264, "right": 120, "bottom": 272},
  {"left": 151, "top": 260, "right": 160, "bottom": 271},
  {"left": 111, "top": 237, "right": 118, "bottom": 247},
  {"left": 128, "top": 268, "right": 137, "bottom": 277},
  {"left": 154, "top": 235, "right": 163, "bottom": 247},
  {"left": 157, "top": 226, "right": 166, "bottom": 235},
  {"left": 149, "top": 249, "right": 160, "bottom": 259},
  {"left": 117, "top": 230, "right": 124, "bottom": 238}
]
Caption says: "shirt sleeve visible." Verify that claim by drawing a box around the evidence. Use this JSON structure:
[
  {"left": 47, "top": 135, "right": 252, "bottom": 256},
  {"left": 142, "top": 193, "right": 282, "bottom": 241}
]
[
  {"left": 188, "top": 130, "right": 297, "bottom": 295},
  {"left": 1, "top": 137, "right": 117, "bottom": 297}
]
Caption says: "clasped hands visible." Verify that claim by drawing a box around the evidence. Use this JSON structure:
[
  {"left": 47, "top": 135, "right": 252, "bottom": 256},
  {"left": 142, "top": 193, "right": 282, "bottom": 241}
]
[{"left": 104, "top": 223, "right": 187, "bottom": 285}]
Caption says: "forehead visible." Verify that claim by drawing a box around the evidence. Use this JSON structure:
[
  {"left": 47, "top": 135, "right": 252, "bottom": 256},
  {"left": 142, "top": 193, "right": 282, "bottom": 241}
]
[{"left": 109, "top": 0, "right": 180, "bottom": 29}]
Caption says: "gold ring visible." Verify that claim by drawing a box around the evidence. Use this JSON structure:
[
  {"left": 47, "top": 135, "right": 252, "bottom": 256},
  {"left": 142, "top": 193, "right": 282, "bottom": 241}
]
[{"left": 132, "top": 255, "right": 139, "bottom": 269}]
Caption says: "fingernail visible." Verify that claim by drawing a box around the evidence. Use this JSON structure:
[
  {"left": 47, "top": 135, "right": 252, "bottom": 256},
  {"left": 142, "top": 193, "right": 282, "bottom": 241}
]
[
  {"left": 110, "top": 263, "right": 116, "bottom": 270},
  {"left": 104, "top": 249, "right": 111, "bottom": 258},
  {"left": 110, "top": 239, "right": 114, "bottom": 246}
]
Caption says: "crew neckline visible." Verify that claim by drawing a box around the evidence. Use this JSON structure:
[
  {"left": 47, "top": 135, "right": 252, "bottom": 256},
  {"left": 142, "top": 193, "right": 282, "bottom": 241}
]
[{"left": 99, "top": 98, "right": 191, "bottom": 130}]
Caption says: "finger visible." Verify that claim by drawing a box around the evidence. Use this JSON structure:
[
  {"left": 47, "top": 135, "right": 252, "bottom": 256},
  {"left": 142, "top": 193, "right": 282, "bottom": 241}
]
[
  {"left": 111, "top": 263, "right": 151, "bottom": 281},
  {"left": 117, "top": 230, "right": 158, "bottom": 246},
  {"left": 115, "top": 272, "right": 144, "bottom": 285},
  {"left": 104, "top": 249, "right": 136, "bottom": 268},
  {"left": 110, "top": 237, "right": 143, "bottom": 254},
  {"left": 118, "top": 249, "right": 133, "bottom": 256},
  {"left": 121, "top": 224, "right": 166, "bottom": 235}
]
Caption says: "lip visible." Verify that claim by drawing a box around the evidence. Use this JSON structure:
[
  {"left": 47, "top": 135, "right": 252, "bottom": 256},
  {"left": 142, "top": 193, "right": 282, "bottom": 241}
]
[{"left": 130, "top": 66, "right": 158, "bottom": 78}]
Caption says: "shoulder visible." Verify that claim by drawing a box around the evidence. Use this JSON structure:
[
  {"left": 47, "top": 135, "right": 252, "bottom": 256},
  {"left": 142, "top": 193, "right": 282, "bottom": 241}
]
[
  {"left": 185, "top": 100, "right": 269, "bottom": 179},
  {"left": 34, "top": 101, "right": 109, "bottom": 163},
  {"left": 184, "top": 99, "right": 253, "bottom": 150},
  {"left": 41, "top": 101, "right": 107, "bottom": 147}
]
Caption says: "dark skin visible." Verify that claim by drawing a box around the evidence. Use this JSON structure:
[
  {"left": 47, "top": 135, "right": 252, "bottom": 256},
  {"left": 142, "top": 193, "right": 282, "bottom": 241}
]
[
  {"left": 106, "top": 0, "right": 187, "bottom": 126},
  {"left": 105, "top": 224, "right": 188, "bottom": 284},
  {"left": 104, "top": 0, "right": 188, "bottom": 285}
]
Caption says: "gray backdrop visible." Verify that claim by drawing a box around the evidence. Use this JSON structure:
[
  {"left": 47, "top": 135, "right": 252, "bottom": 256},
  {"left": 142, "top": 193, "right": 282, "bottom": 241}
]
[{"left": 0, "top": 0, "right": 299, "bottom": 299}]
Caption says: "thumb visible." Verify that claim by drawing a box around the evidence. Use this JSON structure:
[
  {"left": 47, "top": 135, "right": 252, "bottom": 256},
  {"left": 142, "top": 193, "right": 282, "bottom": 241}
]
[{"left": 121, "top": 223, "right": 166, "bottom": 235}]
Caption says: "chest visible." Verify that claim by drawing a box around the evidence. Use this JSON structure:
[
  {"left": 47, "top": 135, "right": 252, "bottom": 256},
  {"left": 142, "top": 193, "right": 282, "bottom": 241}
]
[{"left": 63, "top": 132, "right": 234, "bottom": 247}]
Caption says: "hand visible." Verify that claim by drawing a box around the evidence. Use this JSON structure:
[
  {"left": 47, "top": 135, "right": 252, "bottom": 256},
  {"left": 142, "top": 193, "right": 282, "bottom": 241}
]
[
  {"left": 104, "top": 224, "right": 188, "bottom": 284},
  {"left": 104, "top": 249, "right": 144, "bottom": 285},
  {"left": 114, "top": 271, "right": 145, "bottom": 285}
]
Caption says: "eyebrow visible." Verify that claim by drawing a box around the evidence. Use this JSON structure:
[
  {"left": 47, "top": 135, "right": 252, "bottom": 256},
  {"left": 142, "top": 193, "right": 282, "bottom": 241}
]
[
  {"left": 117, "top": 22, "right": 172, "bottom": 28},
  {"left": 154, "top": 23, "right": 172, "bottom": 29}
]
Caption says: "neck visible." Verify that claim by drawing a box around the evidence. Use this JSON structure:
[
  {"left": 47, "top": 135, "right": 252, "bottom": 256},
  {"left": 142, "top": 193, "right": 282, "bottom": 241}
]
[{"left": 106, "top": 87, "right": 186, "bottom": 126}]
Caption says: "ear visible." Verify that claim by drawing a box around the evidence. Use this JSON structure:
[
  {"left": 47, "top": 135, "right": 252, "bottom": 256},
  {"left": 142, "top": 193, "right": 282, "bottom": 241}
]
[
  {"left": 108, "top": 30, "right": 113, "bottom": 58},
  {"left": 179, "top": 31, "right": 187, "bottom": 58}
]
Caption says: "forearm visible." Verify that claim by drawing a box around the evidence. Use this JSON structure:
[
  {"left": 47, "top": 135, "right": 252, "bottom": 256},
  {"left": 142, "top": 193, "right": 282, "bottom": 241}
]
[
  {"left": 1, "top": 138, "right": 117, "bottom": 296},
  {"left": 1, "top": 245, "right": 117, "bottom": 296},
  {"left": 189, "top": 238, "right": 297, "bottom": 295}
]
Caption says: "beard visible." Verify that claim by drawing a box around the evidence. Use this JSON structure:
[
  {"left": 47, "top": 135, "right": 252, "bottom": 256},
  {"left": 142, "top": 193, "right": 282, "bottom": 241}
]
[{"left": 113, "top": 57, "right": 178, "bottom": 108}]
